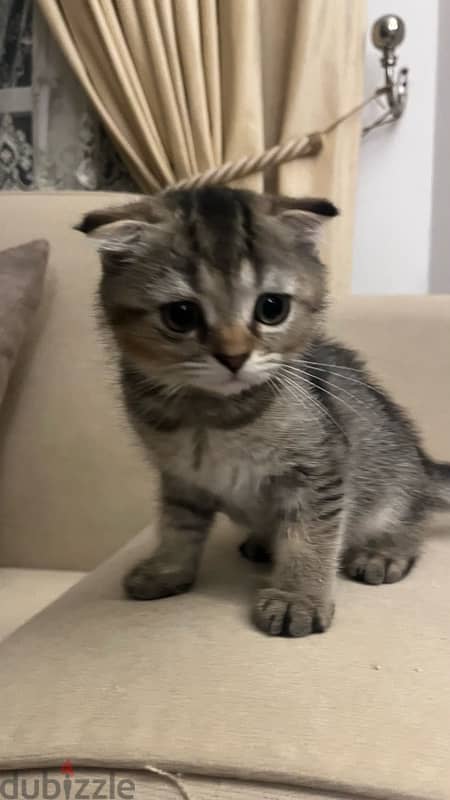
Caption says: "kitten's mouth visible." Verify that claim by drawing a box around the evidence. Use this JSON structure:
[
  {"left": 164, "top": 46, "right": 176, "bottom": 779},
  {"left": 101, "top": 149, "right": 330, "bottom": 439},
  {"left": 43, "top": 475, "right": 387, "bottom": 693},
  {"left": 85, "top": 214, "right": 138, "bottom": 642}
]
[
  {"left": 210, "top": 377, "right": 250, "bottom": 395},
  {"left": 193, "top": 370, "right": 267, "bottom": 396}
]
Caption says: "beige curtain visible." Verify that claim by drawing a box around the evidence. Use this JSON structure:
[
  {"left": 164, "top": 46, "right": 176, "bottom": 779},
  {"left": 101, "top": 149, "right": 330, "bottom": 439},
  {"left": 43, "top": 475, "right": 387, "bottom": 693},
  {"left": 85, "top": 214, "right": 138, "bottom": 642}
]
[{"left": 37, "top": 0, "right": 365, "bottom": 293}]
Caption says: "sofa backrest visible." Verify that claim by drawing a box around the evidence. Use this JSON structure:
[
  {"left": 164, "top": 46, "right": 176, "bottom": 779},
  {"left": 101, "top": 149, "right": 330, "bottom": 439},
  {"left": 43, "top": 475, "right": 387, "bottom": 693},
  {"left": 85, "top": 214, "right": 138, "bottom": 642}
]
[
  {"left": 0, "top": 193, "right": 157, "bottom": 570},
  {"left": 0, "top": 192, "right": 449, "bottom": 570}
]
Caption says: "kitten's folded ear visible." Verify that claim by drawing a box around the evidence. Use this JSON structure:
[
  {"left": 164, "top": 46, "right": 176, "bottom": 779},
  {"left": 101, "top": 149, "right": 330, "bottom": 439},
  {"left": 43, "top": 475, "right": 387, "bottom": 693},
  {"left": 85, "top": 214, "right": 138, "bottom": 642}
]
[
  {"left": 74, "top": 199, "right": 167, "bottom": 252},
  {"left": 273, "top": 197, "right": 339, "bottom": 219},
  {"left": 264, "top": 194, "right": 339, "bottom": 245},
  {"left": 74, "top": 199, "right": 167, "bottom": 234}
]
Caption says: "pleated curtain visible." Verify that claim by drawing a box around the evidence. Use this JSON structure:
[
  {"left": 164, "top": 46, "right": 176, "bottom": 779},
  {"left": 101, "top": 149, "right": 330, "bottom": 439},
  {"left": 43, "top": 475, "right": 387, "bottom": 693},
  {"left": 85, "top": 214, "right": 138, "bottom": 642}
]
[{"left": 37, "top": 0, "right": 366, "bottom": 292}]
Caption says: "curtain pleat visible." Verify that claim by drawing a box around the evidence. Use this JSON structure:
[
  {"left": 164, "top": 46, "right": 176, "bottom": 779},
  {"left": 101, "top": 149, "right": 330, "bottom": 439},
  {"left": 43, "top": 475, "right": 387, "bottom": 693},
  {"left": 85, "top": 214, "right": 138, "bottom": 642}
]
[
  {"left": 270, "top": 0, "right": 366, "bottom": 292},
  {"left": 217, "top": 0, "right": 264, "bottom": 191},
  {"left": 166, "top": 0, "right": 216, "bottom": 172},
  {"left": 36, "top": 0, "right": 160, "bottom": 188},
  {"left": 113, "top": 1, "right": 183, "bottom": 178},
  {"left": 199, "top": 0, "right": 222, "bottom": 165},
  {"left": 151, "top": 2, "right": 199, "bottom": 173},
  {"left": 37, "top": 0, "right": 366, "bottom": 290}
]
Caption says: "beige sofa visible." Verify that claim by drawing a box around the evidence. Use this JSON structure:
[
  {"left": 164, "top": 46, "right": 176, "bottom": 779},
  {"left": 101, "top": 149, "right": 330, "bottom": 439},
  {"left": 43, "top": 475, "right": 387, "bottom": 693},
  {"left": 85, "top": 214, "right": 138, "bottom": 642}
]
[{"left": 0, "top": 192, "right": 449, "bottom": 800}]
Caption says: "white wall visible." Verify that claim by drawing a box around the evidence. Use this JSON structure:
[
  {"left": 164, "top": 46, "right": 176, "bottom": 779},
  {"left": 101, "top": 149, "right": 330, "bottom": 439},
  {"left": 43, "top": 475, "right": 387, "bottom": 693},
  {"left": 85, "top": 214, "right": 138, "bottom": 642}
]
[
  {"left": 352, "top": 0, "right": 439, "bottom": 294},
  {"left": 430, "top": 0, "right": 450, "bottom": 292}
]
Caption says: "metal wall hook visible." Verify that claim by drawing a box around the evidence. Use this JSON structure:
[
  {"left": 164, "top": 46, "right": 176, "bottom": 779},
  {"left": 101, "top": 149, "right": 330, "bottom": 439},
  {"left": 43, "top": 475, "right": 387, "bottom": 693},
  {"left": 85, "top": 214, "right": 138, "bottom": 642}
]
[{"left": 363, "top": 14, "right": 409, "bottom": 136}]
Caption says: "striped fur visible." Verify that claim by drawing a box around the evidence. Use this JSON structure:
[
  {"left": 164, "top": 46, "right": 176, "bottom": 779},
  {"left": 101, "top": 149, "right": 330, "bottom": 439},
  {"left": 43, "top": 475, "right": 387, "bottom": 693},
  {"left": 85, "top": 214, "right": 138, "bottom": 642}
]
[{"left": 77, "top": 187, "right": 450, "bottom": 638}]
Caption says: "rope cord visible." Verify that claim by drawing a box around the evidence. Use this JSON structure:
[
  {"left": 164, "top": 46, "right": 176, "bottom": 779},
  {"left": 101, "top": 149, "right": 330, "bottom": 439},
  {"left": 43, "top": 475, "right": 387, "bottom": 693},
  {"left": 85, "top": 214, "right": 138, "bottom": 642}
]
[
  {"left": 169, "top": 90, "right": 382, "bottom": 191},
  {"left": 143, "top": 765, "right": 195, "bottom": 800}
]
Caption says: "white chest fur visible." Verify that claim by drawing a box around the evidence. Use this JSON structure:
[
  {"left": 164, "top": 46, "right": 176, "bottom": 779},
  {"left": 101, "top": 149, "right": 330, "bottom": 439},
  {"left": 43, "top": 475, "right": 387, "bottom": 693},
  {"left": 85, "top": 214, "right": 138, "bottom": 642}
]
[{"left": 148, "top": 423, "right": 286, "bottom": 512}]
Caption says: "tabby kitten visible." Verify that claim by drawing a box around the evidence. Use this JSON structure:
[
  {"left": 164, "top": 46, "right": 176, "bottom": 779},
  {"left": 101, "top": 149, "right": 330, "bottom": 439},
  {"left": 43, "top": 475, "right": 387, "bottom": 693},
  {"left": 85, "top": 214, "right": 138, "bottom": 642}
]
[{"left": 77, "top": 187, "right": 450, "bottom": 638}]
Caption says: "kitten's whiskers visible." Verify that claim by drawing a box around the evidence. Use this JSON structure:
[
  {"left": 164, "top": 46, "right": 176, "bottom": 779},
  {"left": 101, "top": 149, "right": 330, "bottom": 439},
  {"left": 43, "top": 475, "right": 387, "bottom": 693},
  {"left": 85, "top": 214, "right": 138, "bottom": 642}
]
[
  {"left": 276, "top": 368, "right": 346, "bottom": 435},
  {"left": 278, "top": 363, "right": 368, "bottom": 426}
]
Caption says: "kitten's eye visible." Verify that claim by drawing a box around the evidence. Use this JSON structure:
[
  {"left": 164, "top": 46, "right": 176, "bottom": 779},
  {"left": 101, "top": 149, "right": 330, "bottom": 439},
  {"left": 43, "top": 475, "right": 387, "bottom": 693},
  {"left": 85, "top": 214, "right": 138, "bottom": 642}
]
[
  {"left": 254, "top": 294, "right": 291, "bottom": 326},
  {"left": 161, "top": 301, "right": 202, "bottom": 333}
]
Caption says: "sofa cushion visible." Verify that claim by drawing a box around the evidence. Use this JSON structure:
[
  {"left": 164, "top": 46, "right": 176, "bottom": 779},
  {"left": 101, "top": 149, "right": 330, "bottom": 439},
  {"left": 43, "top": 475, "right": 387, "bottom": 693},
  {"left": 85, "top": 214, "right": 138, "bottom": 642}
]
[
  {"left": 0, "top": 767, "right": 348, "bottom": 800},
  {"left": 0, "top": 568, "right": 84, "bottom": 642},
  {"left": 0, "top": 520, "right": 449, "bottom": 799},
  {"left": 0, "top": 239, "right": 48, "bottom": 405}
]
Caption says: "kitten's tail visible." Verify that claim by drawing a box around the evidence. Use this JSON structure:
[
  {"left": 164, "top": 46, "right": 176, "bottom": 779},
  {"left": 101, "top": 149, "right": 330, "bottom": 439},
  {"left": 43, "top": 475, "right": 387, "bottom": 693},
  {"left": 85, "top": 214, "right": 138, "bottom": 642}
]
[{"left": 424, "top": 458, "right": 450, "bottom": 511}]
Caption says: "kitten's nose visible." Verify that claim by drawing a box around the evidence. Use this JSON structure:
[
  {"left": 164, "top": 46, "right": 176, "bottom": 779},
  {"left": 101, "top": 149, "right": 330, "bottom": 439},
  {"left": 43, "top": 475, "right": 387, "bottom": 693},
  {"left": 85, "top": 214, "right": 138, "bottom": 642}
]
[{"left": 214, "top": 352, "right": 250, "bottom": 373}]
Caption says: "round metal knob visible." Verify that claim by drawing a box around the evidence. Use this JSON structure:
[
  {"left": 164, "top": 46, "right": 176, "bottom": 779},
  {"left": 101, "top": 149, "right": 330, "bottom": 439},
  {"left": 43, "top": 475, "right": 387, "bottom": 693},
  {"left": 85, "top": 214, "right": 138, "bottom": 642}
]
[{"left": 372, "top": 14, "right": 405, "bottom": 51}]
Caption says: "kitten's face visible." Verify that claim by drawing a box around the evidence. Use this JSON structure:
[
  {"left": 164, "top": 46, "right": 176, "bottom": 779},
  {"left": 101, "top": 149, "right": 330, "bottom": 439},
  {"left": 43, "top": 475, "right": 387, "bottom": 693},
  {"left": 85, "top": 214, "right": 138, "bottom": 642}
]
[{"left": 78, "top": 188, "right": 337, "bottom": 396}]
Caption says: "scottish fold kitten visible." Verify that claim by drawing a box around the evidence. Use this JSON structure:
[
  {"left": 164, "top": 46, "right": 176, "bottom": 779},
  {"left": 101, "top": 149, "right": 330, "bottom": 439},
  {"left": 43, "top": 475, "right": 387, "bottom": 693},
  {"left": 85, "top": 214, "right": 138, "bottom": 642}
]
[{"left": 77, "top": 188, "right": 450, "bottom": 637}]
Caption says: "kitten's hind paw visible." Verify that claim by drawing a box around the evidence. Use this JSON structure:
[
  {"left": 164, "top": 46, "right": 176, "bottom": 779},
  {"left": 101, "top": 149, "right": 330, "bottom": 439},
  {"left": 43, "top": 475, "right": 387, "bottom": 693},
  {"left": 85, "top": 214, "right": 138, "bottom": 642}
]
[
  {"left": 239, "top": 536, "right": 272, "bottom": 564},
  {"left": 123, "top": 558, "right": 193, "bottom": 601},
  {"left": 343, "top": 548, "right": 416, "bottom": 585}
]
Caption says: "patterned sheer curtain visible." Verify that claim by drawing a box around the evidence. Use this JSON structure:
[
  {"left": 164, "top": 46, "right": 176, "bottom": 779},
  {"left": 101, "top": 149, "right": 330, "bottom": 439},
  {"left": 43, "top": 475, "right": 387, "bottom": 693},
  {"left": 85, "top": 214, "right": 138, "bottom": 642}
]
[{"left": 0, "top": 0, "right": 135, "bottom": 190}]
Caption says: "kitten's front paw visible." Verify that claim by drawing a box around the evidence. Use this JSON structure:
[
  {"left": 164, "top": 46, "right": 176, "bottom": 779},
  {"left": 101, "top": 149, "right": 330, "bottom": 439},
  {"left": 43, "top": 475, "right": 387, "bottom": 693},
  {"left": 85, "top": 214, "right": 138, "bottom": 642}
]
[
  {"left": 253, "top": 588, "right": 335, "bottom": 637},
  {"left": 124, "top": 558, "right": 193, "bottom": 601}
]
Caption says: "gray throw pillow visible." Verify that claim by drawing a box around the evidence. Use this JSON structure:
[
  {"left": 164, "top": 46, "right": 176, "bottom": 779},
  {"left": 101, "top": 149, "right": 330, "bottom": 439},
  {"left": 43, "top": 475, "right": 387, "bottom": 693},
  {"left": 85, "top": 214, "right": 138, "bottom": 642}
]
[{"left": 0, "top": 239, "right": 48, "bottom": 406}]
